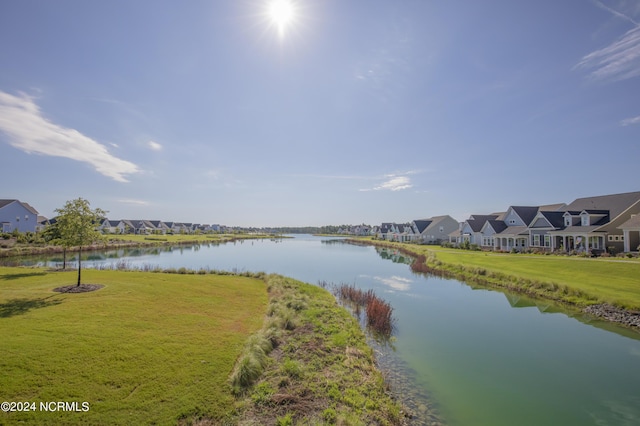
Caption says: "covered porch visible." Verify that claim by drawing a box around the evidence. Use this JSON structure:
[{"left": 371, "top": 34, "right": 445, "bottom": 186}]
[{"left": 549, "top": 231, "right": 606, "bottom": 254}]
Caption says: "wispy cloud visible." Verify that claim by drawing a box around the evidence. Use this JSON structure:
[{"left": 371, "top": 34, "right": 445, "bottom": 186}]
[
  {"left": 360, "top": 170, "right": 419, "bottom": 192},
  {"left": 592, "top": 0, "right": 639, "bottom": 26},
  {"left": 620, "top": 115, "right": 640, "bottom": 126},
  {"left": 0, "top": 91, "right": 140, "bottom": 182},
  {"left": 147, "top": 140, "right": 162, "bottom": 151},
  {"left": 575, "top": 13, "right": 640, "bottom": 81},
  {"left": 117, "top": 198, "right": 149, "bottom": 206}
]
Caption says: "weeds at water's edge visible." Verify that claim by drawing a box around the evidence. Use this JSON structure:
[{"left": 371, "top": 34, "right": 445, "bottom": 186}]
[{"left": 332, "top": 283, "right": 396, "bottom": 338}]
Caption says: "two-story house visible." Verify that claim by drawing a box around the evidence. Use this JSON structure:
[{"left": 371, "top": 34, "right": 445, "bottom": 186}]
[{"left": 0, "top": 199, "right": 39, "bottom": 233}]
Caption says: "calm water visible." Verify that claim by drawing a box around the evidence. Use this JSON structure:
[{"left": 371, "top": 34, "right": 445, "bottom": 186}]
[{"left": 7, "top": 235, "right": 640, "bottom": 426}]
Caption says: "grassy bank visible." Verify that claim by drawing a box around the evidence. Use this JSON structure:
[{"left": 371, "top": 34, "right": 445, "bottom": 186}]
[
  {"left": 354, "top": 239, "right": 640, "bottom": 311},
  {"left": 232, "top": 274, "right": 406, "bottom": 425},
  {"left": 0, "top": 233, "right": 275, "bottom": 259},
  {"left": 0, "top": 267, "right": 267, "bottom": 424},
  {"left": 1, "top": 267, "right": 404, "bottom": 425}
]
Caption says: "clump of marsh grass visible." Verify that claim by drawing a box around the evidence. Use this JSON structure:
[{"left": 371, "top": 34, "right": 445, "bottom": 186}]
[
  {"left": 229, "top": 332, "right": 273, "bottom": 395},
  {"left": 334, "top": 283, "right": 395, "bottom": 338}
]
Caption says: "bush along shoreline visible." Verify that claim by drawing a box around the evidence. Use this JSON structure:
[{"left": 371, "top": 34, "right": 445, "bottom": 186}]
[
  {"left": 349, "top": 239, "right": 640, "bottom": 333},
  {"left": 228, "top": 274, "right": 412, "bottom": 425}
]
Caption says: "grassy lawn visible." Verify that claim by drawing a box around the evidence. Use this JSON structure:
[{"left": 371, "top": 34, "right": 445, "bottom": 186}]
[
  {"left": 0, "top": 267, "right": 267, "bottom": 425},
  {"left": 360, "top": 240, "right": 640, "bottom": 310}
]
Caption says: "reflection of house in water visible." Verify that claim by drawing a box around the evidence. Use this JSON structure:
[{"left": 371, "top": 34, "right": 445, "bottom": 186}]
[
  {"left": 375, "top": 247, "right": 412, "bottom": 265},
  {"left": 503, "top": 293, "right": 562, "bottom": 314}
]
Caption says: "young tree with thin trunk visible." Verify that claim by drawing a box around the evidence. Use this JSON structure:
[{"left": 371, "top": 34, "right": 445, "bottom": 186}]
[{"left": 54, "top": 198, "right": 107, "bottom": 286}]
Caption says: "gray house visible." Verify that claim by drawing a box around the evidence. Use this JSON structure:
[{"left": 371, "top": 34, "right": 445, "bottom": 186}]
[
  {"left": 547, "top": 191, "right": 640, "bottom": 254},
  {"left": 412, "top": 215, "right": 459, "bottom": 244},
  {"left": 0, "top": 199, "right": 39, "bottom": 233}
]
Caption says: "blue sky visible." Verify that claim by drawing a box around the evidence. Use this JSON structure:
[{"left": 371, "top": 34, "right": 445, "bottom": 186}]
[{"left": 1, "top": 0, "right": 639, "bottom": 227}]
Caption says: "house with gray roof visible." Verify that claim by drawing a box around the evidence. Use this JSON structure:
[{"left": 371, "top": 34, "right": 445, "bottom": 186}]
[
  {"left": 412, "top": 215, "right": 459, "bottom": 244},
  {"left": 459, "top": 214, "right": 500, "bottom": 246},
  {"left": 0, "top": 199, "right": 39, "bottom": 233},
  {"left": 548, "top": 191, "right": 640, "bottom": 254},
  {"left": 490, "top": 204, "right": 565, "bottom": 252}
]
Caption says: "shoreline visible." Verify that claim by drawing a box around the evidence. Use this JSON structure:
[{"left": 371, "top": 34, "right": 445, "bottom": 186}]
[{"left": 347, "top": 238, "right": 640, "bottom": 333}]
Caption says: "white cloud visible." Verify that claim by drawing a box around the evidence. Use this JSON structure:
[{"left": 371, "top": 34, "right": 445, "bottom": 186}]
[
  {"left": 0, "top": 91, "right": 140, "bottom": 182},
  {"left": 374, "top": 175, "right": 412, "bottom": 191},
  {"left": 117, "top": 198, "right": 149, "bottom": 206},
  {"left": 360, "top": 171, "right": 416, "bottom": 192},
  {"left": 575, "top": 25, "right": 640, "bottom": 81},
  {"left": 147, "top": 140, "right": 162, "bottom": 151},
  {"left": 373, "top": 275, "right": 412, "bottom": 291},
  {"left": 620, "top": 115, "right": 640, "bottom": 126}
]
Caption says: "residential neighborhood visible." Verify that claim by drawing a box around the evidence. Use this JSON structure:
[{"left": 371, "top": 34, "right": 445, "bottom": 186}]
[
  {"left": 2, "top": 190, "right": 640, "bottom": 254},
  {"left": 371, "top": 191, "right": 640, "bottom": 255}
]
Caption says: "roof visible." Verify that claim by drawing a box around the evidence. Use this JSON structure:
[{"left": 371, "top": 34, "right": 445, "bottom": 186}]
[
  {"left": 511, "top": 206, "right": 540, "bottom": 226},
  {"left": 413, "top": 219, "right": 433, "bottom": 233},
  {"left": 466, "top": 215, "right": 499, "bottom": 232},
  {"left": 538, "top": 211, "right": 565, "bottom": 228},
  {"left": 564, "top": 191, "right": 640, "bottom": 221},
  {"left": 495, "top": 225, "right": 529, "bottom": 236},
  {"left": 486, "top": 219, "right": 508, "bottom": 233},
  {"left": 618, "top": 215, "right": 640, "bottom": 230},
  {"left": 0, "top": 200, "right": 16, "bottom": 209},
  {"left": 549, "top": 225, "right": 603, "bottom": 234},
  {"left": 0, "top": 199, "right": 39, "bottom": 215}
]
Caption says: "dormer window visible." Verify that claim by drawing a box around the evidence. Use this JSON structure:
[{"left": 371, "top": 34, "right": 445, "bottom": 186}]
[
  {"left": 581, "top": 215, "right": 589, "bottom": 226},
  {"left": 564, "top": 217, "right": 571, "bottom": 226}
]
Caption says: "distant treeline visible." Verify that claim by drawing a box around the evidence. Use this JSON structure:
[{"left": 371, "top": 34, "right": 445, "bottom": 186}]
[{"left": 268, "top": 226, "right": 346, "bottom": 234}]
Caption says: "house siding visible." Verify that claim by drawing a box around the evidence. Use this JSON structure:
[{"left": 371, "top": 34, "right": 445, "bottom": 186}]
[{"left": 0, "top": 201, "right": 39, "bottom": 233}]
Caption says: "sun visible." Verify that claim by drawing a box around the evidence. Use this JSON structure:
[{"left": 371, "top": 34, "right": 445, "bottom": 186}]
[{"left": 267, "top": 0, "right": 296, "bottom": 38}]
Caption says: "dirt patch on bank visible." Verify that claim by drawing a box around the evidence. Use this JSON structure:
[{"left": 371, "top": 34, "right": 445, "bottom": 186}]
[{"left": 53, "top": 284, "right": 104, "bottom": 293}]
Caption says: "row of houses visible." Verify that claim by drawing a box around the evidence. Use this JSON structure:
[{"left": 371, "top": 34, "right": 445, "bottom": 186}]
[
  {"left": 377, "top": 191, "right": 640, "bottom": 254},
  {"left": 0, "top": 200, "right": 224, "bottom": 235},
  {"left": 97, "top": 219, "right": 223, "bottom": 235}
]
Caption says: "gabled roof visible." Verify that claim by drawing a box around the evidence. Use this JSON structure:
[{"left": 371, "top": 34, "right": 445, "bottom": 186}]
[
  {"left": 564, "top": 191, "right": 640, "bottom": 221},
  {"left": 413, "top": 219, "right": 433, "bottom": 234},
  {"left": 0, "top": 199, "right": 16, "bottom": 209},
  {"left": 510, "top": 206, "right": 540, "bottom": 226},
  {"left": 486, "top": 219, "right": 508, "bottom": 234},
  {"left": 537, "top": 211, "right": 565, "bottom": 229},
  {"left": 0, "top": 199, "right": 39, "bottom": 215},
  {"left": 466, "top": 215, "right": 499, "bottom": 232}
]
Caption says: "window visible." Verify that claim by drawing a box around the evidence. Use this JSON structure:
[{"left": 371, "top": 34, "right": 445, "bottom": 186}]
[
  {"left": 565, "top": 217, "right": 571, "bottom": 226},
  {"left": 533, "top": 235, "right": 540, "bottom": 246},
  {"left": 581, "top": 215, "right": 589, "bottom": 226},
  {"left": 544, "top": 235, "right": 550, "bottom": 247}
]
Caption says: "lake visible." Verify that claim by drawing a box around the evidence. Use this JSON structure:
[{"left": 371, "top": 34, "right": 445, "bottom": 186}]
[{"left": 5, "top": 235, "right": 640, "bottom": 426}]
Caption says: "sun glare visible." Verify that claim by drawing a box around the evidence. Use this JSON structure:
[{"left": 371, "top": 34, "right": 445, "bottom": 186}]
[{"left": 267, "top": 0, "right": 296, "bottom": 37}]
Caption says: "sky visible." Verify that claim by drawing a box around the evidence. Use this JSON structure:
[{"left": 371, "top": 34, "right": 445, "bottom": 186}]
[{"left": 1, "top": 0, "right": 639, "bottom": 227}]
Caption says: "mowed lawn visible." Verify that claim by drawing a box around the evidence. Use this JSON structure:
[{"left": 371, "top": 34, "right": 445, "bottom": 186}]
[
  {"left": 420, "top": 246, "right": 640, "bottom": 309},
  {"left": 0, "top": 267, "right": 267, "bottom": 425}
]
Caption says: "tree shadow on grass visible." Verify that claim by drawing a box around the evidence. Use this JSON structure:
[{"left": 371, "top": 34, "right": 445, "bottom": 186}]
[
  {"left": 0, "top": 272, "right": 48, "bottom": 280},
  {"left": 0, "top": 295, "right": 62, "bottom": 318}
]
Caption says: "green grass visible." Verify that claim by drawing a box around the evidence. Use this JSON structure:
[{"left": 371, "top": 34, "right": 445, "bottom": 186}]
[
  {"left": 361, "top": 239, "right": 640, "bottom": 310},
  {"left": 234, "top": 274, "right": 405, "bottom": 425},
  {"left": 0, "top": 267, "right": 267, "bottom": 425}
]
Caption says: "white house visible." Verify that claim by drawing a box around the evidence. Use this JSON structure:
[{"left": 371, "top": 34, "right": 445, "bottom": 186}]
[{"left": 0, "top": 199, "right": 39, "bottom": 233}]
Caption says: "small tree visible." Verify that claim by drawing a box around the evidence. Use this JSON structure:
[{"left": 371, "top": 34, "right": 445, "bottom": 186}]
[{"left": 54, "top": 198, "right": 107, "bottom": 286}]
